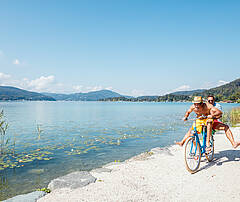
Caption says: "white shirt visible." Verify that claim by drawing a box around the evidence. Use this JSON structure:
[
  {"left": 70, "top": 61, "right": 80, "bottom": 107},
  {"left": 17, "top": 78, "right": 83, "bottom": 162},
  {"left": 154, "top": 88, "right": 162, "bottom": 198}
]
[
  {"left": 213, "top": 102, "right": 222, "bottom": 122},
  {"left": 213, "top": 102, "right": 222, "bottom": 112}
]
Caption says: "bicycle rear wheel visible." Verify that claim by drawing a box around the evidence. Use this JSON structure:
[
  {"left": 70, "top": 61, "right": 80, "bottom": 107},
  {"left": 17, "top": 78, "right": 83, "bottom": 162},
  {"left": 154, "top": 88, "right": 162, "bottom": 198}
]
[
  {"left": 205, "top": 135, "right": 214, "bottom": 162},
  {"left": 184, "top": 137, "right": 201, "bottom": 174}
]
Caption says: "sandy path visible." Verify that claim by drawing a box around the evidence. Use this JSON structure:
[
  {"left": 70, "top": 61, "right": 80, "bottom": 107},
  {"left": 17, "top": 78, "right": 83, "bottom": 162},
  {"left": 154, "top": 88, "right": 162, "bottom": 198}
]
[{"left": 38, "top": 127, "right": 240, "bottom": 202}]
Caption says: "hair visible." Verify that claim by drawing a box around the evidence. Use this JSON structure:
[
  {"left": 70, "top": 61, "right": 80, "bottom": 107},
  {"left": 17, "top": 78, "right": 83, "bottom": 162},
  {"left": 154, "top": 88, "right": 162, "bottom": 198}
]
[{"left": 207, "top": 95, "right": 215, "bottom": 99}]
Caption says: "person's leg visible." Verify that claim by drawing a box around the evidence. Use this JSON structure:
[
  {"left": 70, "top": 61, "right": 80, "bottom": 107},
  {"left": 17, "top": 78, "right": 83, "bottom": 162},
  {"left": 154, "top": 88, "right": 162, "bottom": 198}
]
[
  {"left": 176, "top": 127, "right": 192, "bottom": 146},
  {"left": 214, "top": 122, "right": 240, "bottom": 148},
  {"left": 206, "top": 120, "right": 213, "bottom": 148}
]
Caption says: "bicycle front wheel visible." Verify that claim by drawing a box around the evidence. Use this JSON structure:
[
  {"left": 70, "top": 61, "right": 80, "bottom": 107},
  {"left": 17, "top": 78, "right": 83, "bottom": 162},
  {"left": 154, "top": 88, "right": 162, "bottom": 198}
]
[
  {"left": 184, "top": 137, "right": 201, "bottom": 174},
  {"left": 205, "top": 135, "right": 214, "bottom": 162}
]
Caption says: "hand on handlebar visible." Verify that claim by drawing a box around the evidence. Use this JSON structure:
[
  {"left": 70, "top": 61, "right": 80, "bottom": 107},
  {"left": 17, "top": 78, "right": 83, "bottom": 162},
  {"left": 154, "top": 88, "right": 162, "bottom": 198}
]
[
  {"left": 198, "top": 115, "right": 207, "bottom": 120},
  {"left": 207, "top": 115, "right": 213, "bottom": 119}
]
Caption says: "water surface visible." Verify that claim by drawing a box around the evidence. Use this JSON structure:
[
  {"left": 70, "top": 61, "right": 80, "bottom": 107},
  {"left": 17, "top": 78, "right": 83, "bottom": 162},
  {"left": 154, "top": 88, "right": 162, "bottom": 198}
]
[{"left": 0, "top": 101, "right": 238, "bottom": 200}]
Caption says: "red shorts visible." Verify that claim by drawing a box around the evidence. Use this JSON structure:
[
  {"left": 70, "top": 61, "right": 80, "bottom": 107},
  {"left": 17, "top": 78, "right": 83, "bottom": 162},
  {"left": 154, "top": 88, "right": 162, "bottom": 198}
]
[{"left": 212, "top": 120, "right": 223, "bottom": 130}]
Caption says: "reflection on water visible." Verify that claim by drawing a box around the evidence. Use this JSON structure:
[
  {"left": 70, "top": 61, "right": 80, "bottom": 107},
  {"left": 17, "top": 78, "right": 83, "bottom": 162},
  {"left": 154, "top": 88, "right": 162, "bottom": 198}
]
[{"left": 0, "top": 101, "right": 239, "bottom": 200}]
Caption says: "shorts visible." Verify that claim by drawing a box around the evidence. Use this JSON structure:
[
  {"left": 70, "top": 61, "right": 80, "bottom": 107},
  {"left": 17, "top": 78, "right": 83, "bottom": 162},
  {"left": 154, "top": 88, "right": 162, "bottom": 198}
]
[
  {"left": 192, "top": 118, "right": 213, "bottom": 134},
  {"left": 212, "top": 119, "right": 224, "bottom": 130}
]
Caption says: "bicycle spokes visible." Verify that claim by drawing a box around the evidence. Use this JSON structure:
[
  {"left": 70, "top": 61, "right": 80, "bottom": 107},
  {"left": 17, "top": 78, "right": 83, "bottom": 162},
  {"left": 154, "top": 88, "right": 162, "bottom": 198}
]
[{"left": 184, "top": 137, "right": 201, "bottom": 173}]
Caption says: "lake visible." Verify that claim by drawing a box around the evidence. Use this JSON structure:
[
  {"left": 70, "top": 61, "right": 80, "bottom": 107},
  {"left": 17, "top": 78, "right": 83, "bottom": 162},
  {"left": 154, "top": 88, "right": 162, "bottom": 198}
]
[{"left": 0, "top": 101, "right": 239, "bottom": 200}]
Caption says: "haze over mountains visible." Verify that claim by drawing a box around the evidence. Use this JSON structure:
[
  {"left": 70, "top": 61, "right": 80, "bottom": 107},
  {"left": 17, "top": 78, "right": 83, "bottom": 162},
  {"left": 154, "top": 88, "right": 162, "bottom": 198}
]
[
  {"left": 0, "top": 78, "right": 239, "bottom": 102},
  {"left": 43, "top": 90, "right": 123, "bottom": 101}
]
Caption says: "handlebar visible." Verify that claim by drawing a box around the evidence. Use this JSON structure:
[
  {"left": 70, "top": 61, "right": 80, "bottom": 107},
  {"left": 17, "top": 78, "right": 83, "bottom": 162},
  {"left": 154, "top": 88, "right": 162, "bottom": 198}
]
[
  {"left": 185, "top": 115, "right": 208, "bottom": 121},
  {"left": 198, "top": 115, "right": 208, "bottom": 119}
]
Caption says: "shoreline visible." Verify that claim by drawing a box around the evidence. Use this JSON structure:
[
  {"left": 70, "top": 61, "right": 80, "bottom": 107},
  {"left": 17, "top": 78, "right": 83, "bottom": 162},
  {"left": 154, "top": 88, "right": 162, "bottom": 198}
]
[
  {"left": 4, "top": 127, "right": 240, "bottom": 202},
  {"left": 37, "top": 127, "right": 240, "bottom": 202}
]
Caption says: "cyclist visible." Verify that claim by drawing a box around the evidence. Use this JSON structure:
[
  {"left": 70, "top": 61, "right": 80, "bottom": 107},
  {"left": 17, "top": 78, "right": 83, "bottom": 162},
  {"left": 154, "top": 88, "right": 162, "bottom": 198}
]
[
  {"left": 176, "top": 96, "right": 222, "bottom": 151},
  {"left": 207, "top": 95, "right": 240, "bottom": 148}
]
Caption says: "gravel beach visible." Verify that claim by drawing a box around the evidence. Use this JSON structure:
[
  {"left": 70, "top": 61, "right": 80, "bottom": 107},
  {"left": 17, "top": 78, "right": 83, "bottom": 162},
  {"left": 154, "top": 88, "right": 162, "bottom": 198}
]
[{"left": 38, "top": 127, "right": 240, "bottom": 202}]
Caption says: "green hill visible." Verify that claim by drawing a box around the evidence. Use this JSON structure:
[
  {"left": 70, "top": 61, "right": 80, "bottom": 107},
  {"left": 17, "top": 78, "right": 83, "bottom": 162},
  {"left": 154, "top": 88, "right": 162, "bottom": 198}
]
[
  {"left": 101, "top": 78, "right": 240, "bottom": 103},
  {"left": 195, "top": 78, "right": 240, "bottom": 102},
  {"left": 159, "top": 78, "right": 240, "bottom": 102},
  {"left": 171, "top": 89, "right": 206, "bottom": 96},
  {"left": 0, "top": 86, "right": 56, "bottom": 101}
]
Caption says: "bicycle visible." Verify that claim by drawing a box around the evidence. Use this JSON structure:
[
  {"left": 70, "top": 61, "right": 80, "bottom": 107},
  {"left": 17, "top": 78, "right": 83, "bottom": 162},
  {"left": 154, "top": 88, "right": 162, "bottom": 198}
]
[{"left": 184, "top": 116, "right": 215, "bottom": 174}]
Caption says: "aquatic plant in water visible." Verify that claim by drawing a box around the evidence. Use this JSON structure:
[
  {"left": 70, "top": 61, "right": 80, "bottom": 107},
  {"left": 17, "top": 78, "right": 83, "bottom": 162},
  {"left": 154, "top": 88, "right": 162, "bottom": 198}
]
[
  {"left": 36, "top": 187, "right": 51, "bottom": 193},
  {"left": 0, "top": 149, "right": 54, "bottom": 171},
  {"left": 37, "top": 124, "right": 43, "bottom": 140},
  {"left": 0, "top": 118, "right": 171, "bottom": 171},
  {"left": 0, "top": 110, "right": 9, "bottom": 155}
]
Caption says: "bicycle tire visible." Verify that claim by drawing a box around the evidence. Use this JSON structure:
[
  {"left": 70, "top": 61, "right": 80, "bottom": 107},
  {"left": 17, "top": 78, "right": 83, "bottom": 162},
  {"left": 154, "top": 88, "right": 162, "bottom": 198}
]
[
  {"left": 205, "top": 135, "right": 214, "bottom": 162},
  {"left": 184, "top": 137, "right": 201, "bottom": 174}
]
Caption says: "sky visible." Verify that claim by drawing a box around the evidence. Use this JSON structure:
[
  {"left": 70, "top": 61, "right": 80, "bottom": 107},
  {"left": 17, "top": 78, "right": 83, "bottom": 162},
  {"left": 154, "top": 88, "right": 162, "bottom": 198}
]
[{"left": 0, "top": 0, "right": 239, "bottom": 96}]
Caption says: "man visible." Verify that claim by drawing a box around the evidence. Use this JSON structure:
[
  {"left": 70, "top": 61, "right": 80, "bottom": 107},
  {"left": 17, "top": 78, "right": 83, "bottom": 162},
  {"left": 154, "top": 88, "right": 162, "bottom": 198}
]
[
  {"left": 207, "top": 95, "right": 222, "bottom": 111},
  {"left": 176, "top": 96, "right": 222, "bottom": 149},
  {"left": 207, "top": 95, "right": 240, "bottom": 148}
]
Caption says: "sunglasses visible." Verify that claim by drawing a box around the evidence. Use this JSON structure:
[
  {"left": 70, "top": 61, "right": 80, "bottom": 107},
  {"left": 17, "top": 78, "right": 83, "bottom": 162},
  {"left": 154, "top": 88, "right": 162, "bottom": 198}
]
[{"left": 208, "top": 100, "right": 214, "bottom": 102}]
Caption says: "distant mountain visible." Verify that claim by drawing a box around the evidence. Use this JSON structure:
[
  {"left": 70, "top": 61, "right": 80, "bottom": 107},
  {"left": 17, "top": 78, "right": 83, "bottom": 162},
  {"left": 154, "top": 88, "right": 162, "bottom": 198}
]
[
  {"left": 42, "top": 93, "right": 70, "bottom": 100},
  {"left": 171, "top": 89, "right": 206, "bottom": 96},
  {"left": 43, "top": 90, "right": 123, "bottom": 101},
  {"left": 195, "top": 78, "right": 240, "bottom": 101},
  {"left": 1, "top": 78, "right": 239, "bottom": 102},
  {"left": 159, "top": 78, "right": 240, "bottom": 102},
  {"left": 99, "top": 78, "right": 240, "bottom": 103},
  {"left": 0, "top": 86, "right": 56, "bottom": 101}
]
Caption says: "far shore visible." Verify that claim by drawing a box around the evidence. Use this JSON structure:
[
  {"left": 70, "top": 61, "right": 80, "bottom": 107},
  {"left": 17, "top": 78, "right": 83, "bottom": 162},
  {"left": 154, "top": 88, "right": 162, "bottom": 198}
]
[{"left": 38, "top": 127, "right": 240, "bottom": 202}]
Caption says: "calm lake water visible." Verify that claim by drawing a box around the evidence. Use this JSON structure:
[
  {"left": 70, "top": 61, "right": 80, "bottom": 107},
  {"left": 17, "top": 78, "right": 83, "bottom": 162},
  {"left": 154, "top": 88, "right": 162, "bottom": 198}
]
[{"left": 0, "top": 101, "right": 239, "bottom": 200}]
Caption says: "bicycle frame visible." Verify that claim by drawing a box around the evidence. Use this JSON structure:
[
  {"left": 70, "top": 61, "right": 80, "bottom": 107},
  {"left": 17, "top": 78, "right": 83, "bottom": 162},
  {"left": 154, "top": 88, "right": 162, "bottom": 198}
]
[{"left": 191, "top": 122, "right": 207, "bottom": 155}]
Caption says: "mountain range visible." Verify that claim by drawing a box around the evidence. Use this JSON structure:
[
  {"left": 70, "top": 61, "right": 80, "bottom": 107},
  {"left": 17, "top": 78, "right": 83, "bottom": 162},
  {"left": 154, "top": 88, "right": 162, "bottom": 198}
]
[
  {"left": 42, "top": 90, "right": 123, "bottom": 101},
  {"left": 100, "top": 78, "right": 240, "bottom": 102},
  {"left": 0, "top": 87, "right": 123, "bottom": 101},
  {"left": 0, "top": 78, "right": 239, "bottom": 102}
]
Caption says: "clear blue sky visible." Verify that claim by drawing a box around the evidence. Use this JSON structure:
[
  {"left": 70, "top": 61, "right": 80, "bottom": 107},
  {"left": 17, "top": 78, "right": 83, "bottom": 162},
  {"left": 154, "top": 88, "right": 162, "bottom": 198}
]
[{"left": 0, "top": 0, "right": 239, "bottom": 96}]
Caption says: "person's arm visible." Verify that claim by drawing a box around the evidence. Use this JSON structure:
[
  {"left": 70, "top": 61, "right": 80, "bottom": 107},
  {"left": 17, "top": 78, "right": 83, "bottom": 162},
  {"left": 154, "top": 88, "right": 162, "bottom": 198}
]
[
  {"left": 183, "top": 105, "right": 194, "bottom": 121},
  {"left": 209, "top": 106, "right": 222, "bottom": 119}
]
